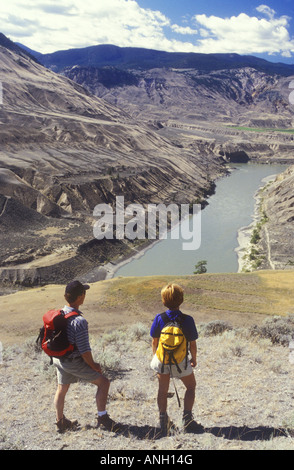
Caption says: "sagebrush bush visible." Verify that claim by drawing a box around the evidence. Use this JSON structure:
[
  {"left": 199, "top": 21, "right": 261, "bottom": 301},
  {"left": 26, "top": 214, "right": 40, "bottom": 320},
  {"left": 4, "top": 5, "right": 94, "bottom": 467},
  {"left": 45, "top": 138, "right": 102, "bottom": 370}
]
[
  {"left": 199, "top": 320, "right": 233, "bottom": 337},
  {"left": 128, "top": 322, "right": 150, "bottom": 341},
  {"left": 96, "top": 348, "right": 121, "bottom": 372},
  {"left": 249, "top": 315, "right": 294, "bottom": 345}
]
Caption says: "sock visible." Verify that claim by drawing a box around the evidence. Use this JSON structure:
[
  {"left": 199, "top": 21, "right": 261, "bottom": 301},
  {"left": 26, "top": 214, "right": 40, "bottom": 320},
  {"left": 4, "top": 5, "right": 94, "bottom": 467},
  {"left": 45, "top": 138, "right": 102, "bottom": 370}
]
[{"left": 98, "top": 410, "right": 107, "bottom": 417}]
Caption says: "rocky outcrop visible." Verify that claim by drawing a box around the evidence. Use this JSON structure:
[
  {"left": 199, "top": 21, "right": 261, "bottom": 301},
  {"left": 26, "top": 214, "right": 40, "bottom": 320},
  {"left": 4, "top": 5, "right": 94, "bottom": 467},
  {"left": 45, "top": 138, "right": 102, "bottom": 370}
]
[
  {"left": 220, "top": 150, "right": 250, "bottom": 163},
  {"left": 0, "top": 238, "right": 136, "bottom": 287}
]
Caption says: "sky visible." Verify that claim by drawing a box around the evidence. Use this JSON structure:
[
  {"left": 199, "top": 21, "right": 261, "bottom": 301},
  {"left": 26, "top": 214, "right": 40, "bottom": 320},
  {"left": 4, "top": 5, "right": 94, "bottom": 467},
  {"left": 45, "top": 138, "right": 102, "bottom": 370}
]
[{"left": 1, "top": 0, "right": 294, "bottom": 63}]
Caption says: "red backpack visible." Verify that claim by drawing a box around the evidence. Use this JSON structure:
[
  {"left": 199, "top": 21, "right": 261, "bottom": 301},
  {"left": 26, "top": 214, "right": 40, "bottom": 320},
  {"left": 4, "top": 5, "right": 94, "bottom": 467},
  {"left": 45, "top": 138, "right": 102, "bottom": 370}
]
[{"left": 37, "top": 309, "right": 80, "bottom": 360}]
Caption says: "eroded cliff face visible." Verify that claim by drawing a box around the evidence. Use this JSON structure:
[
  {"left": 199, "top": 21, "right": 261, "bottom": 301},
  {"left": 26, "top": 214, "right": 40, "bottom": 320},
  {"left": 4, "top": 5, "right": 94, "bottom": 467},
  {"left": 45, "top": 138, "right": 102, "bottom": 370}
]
[
  {"left": 63, "top": 66, "right": 294, "bottom": 165},
  {"left": 69, "top": 67, "right": 292, "bottom": 124},
  {"left": 258, "top": 165, "right": 294, "bottom": 270},
  {"left": 0, "top": 45, "right": 226, "bottom": 286}
]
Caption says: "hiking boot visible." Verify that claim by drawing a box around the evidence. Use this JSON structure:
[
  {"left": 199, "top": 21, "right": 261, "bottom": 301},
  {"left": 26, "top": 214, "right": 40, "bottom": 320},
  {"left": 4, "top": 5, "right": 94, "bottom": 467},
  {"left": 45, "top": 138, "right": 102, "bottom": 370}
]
[
  {"left": 183, "top": 411, "right": 203, "bottom": 434},
  {"left": 96, "top": 413, "right": 121, "bottom": 432},
  {"left": 56, "top": 415, "right": 79, "bottom": 433},
  {"left": 159, "top": 412, "right": 171, "bottom": 437}
]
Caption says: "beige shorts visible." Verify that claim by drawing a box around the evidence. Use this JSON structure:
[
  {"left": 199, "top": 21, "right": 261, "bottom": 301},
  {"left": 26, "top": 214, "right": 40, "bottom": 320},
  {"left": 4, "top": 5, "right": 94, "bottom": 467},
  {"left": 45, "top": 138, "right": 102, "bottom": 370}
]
[
  {"left": 150, "top": 354, "right": 193, "bottom": 378},
  {"left": 53, "top": 356, "right": 101, "bottom": 385}
]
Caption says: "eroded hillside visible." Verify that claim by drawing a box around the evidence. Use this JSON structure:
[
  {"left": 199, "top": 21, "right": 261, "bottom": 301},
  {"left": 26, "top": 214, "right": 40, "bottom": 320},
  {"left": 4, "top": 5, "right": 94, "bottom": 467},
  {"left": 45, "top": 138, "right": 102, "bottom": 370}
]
[
  {"left": 64, "top": 65, "right": 294, "bottom": 164},
  {"left": 0, "top": 42, "right": 225, "bottom": 287}
]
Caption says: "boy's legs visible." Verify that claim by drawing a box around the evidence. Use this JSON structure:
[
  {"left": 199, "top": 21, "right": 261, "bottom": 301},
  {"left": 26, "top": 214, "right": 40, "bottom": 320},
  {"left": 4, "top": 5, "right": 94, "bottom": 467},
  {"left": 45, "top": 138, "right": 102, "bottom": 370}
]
[
  {"left": 157, "top": 373, "right": 170, "bottom": 413},
  {"left": 91, "top": 375, "right": 110, "bottom": 413},
  {"left": 54, "top": 383, "right": 79, "bottom": 432},
  {"left": 54, "top": 376, "right": 110, "bottom": 417},
  {"left": 54, "top": 383, "right": 70, "bottom": 421},
  {"left": 54, "top": 357, "right": 118, "bottom": 431},
  {"left": 156, "top": 372, "right": 196, "bottom": 412},
  {"left": 180, "top": 373, "right": 202, "bottom": 432},
  {"left": 93, "top": 375, "right": 122, "bottom": 432},
  {"left": 156, "top": 373, "right": 171, "bottom": 436},
  {"left": 180, "top": 373, "right": 196, "bottom": 411}
]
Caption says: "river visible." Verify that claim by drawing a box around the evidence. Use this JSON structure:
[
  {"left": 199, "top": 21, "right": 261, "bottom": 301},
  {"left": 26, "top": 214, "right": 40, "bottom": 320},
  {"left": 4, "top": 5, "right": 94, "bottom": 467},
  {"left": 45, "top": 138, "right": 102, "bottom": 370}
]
[{"left": 113, "top": 163, "right": 288, "bottom": 277}]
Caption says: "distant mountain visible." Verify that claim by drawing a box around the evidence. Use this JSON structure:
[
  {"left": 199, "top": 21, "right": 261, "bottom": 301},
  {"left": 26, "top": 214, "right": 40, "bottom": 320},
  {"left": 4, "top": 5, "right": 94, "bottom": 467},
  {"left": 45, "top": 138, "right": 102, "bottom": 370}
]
[{"left": 24, "top": 43, "right": 294, "bottom": 76}]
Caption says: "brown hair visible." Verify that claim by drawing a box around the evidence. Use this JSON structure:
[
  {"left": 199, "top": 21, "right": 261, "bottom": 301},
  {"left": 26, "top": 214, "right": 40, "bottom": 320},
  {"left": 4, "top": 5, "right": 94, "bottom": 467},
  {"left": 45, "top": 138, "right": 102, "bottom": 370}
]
[
  {"left": 64, "top": 291, "right": 82, "bottom": 304},
  {"left": 161, "top": 283, "right": 184, "bottom": 309}
]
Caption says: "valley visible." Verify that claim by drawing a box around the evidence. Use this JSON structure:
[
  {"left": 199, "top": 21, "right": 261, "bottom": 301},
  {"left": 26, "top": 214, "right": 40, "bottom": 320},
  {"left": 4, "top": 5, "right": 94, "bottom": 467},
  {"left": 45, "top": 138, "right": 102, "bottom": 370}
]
[{"left": 1, "top": 35, "right": 294, "bottom": 288}]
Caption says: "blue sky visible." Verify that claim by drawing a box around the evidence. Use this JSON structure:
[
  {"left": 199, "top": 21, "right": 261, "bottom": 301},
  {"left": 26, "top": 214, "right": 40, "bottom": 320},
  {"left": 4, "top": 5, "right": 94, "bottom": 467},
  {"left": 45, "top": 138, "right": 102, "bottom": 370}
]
[{"left": 1, "top": 0, "right": 294, "bottom": 62}]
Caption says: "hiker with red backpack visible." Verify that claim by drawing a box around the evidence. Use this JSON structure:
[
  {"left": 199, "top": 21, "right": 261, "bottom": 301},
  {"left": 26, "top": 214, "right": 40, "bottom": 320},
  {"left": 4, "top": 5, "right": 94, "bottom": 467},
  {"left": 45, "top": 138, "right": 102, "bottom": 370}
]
[
  {"left": 38, "top": 280, "right": 120, "bottom": 433},
  {"left": 150, "top": 283, "right": 202, "bottom": 436}
]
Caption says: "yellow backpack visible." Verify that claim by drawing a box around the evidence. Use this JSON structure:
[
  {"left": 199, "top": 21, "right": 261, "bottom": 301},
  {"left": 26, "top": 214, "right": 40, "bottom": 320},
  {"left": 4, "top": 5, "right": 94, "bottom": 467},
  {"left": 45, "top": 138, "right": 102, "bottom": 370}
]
[{"left": 156, "top": 313, "right": 188, "bottom": 373}]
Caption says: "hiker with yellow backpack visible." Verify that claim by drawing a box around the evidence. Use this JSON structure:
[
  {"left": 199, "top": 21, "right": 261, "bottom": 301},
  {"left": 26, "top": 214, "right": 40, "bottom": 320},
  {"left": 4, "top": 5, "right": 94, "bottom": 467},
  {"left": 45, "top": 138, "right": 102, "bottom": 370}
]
[{"left": 150, "top": 283, "right": 202, "bottom": 436}]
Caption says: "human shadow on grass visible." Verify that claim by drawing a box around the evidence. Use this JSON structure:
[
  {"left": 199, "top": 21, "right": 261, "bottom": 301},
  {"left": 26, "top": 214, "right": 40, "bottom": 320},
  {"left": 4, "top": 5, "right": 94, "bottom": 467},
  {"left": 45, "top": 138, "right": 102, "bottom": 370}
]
[
  {"left": 204, "top": 425, "right": 291, "bottom": 441},
  {"left": 101, "top": 421, "right": 292, "bottom": 441}
]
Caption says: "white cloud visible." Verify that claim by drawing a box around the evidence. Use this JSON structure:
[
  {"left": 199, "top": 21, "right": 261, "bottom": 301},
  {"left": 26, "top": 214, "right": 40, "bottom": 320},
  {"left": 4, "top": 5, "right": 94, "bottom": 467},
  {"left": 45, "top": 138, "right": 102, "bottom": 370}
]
[
  {"left": 193, "top": 9, "right": 294, "bottom": 57},
  {"left": 0, "top": 0, "right": 174, "bottom": 52},
  {"left": 0, "top": 1, "right": 293, "bottom": 58},
  {"left": 256, "top": 4, "right": 276, "bottom": 20},
  {"left": 171, "top": 24, "right": 198, "bottom": 35}
]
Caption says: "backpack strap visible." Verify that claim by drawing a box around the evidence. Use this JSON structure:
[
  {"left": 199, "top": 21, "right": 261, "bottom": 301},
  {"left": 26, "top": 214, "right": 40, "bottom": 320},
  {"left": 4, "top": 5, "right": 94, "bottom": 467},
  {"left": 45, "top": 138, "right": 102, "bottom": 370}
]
[
  {"left": 62, "top": 309, "right": 80, "bottom": 355},
  {"left": 160, "top": 311, "right": 186, "bottom": 326},
  {"left": 170, "top": 351, "right": 182, "bottom": 374},
  {"left": 63, "top": 309, "right": 81, "bottom": 320},
  {"left": 160, "top": 312, "right": 169, "bottom": 325}
]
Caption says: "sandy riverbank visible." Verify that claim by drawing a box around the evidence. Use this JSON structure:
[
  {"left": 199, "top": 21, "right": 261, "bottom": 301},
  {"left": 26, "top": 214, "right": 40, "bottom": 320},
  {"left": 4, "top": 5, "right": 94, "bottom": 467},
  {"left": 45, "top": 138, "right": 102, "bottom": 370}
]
[{"left": 235, "top": 173, "right": 278, "bottom": 273}]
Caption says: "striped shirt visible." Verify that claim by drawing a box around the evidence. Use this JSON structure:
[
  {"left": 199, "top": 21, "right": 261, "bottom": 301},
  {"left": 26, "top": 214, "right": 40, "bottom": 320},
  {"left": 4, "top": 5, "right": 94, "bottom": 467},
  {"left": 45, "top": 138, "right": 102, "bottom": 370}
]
[{"left": 62, "top": 305, "right": 91, "bottom": 357}]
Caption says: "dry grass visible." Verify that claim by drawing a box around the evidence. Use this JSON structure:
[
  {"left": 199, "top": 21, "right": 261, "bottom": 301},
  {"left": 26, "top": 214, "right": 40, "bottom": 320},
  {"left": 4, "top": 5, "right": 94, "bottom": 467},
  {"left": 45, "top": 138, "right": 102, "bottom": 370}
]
[
  {"left": 2, "top": 270, "right": 294, "bottom": 346},
  {"left": 0, "top": 315, "right": 293, "bottom": 450},
  {"left": 1, "top": 270, "right": 294, "bottom": 450}
]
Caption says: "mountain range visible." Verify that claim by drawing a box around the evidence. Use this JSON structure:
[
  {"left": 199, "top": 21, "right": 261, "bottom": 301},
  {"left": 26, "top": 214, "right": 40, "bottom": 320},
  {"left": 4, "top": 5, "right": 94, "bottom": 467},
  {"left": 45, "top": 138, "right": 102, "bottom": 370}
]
[
  {"left": 16, "top": 37, "right": 294, "bottom": 133},
  {"left": 17, "top": 41, "right": 294, "bottom": 77}
]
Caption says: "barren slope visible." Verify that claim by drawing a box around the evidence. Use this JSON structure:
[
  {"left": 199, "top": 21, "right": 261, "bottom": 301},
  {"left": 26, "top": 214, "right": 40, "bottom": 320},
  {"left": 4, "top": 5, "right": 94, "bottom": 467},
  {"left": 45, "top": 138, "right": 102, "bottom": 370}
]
[
  {"left": 65, "top": 66, "right": 294, "bottom": 164},
  {"left": 0, "top": 44, "right": 225, "bottom": 286}
]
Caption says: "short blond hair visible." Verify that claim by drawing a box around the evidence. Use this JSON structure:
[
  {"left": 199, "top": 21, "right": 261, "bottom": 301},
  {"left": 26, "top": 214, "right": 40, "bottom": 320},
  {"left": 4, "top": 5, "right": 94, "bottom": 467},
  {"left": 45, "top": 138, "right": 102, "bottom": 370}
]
[{"left": 161, "top": 283, "right": 184, "bottom": 309}]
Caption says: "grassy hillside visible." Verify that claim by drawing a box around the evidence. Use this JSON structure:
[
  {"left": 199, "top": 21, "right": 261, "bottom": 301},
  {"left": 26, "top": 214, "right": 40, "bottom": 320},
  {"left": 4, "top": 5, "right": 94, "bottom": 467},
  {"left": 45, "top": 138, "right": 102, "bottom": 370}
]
[{"left": 1, "top": 270, "right": 294, "bottom": 346}]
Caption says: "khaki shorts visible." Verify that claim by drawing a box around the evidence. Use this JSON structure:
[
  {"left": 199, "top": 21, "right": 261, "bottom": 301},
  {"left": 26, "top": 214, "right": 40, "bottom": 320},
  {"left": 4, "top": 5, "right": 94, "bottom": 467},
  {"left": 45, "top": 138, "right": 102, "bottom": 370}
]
[
  {"left": 53, "top": 356, "right": 101, "bottom": 385},
  {"left": 150, "top": 354, "right": 193, "bottom": 378}
]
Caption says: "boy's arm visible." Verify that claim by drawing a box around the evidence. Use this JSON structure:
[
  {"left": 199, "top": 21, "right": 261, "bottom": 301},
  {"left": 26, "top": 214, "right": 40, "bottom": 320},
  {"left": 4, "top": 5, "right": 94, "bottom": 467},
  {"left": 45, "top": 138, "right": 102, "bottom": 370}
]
[
  {"left": 189, "top": 340, "right": 197, "bottom": 367},
  {"left": 152, "top": 337, "right": 159, "bottom": 355},
  {"left": 81, "top": 351, "right": 102, "bottom": 373}
]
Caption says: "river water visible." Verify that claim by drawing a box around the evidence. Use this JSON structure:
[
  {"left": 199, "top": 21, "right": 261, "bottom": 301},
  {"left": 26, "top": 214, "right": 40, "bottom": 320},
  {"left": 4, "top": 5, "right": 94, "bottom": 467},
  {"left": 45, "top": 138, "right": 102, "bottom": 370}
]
[{"left": 114, "top": 163, "right": 288, "bottom": 277}]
